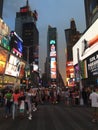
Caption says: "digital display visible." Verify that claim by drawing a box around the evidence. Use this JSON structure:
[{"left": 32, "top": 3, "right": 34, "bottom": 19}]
[
  {"left": 0, "top": 18, "right": 10, "bottom": 51},
  {"left": 5, "top": 54, "right": 20, "bottom": 77},
  {"left": 0, "top": 46, "right": 8, "bottom": 74},
  {"left": 50, "top": 57, "right": 56, "bottom": 79},
  {"left": 10, "top": 31, "right": 23, "bottom": 56},
  {"left": 73, "top": 19, "right": 98, "bottom": 65},
  {"left": 50, "top": 40, "right": 56, "bottom": 57},
  {"left": 19, "top": 61, "right": 26, "bottom": 78}
]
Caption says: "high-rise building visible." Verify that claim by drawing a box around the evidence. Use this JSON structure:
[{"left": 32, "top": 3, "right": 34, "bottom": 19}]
[
  {"left": 64, "top": 19, "right": 81, "bottom": 87},
  {"left": 0, "top": 0, "right": 3, "bottom": 18},
  {"left": 65, "top": 18, "right": 81, "bottom": 61},
  {"left": 84, "top": 0, "right": 98, "bottom": 28},
  {"left": 15, "top": 0, "right": 39, "bottom": 65},
  {"left": 15, "top": 0, "right": 39, "bottom": 87},
  {"left": 45, "top": 25, "right": 58, "bottom": 84}
]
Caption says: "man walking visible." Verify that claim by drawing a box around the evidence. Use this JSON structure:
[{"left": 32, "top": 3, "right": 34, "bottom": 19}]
[{"left": 89, "top": 87, "right": 98, "bottom": 123}]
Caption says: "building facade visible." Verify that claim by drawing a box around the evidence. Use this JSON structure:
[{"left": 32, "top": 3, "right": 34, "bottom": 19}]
[
  {"left": 84, "top": 0, "right": 98, "bottom": 28},
  {"left": 64, "top": 19, "right": 81, "bottom": 87},
  {"left": 0, "top": 0, "right": 3, "bottom": 18},
  {"left": 15, "top": 0, "right": 39, "bottom": 65},
  {"left": 45, "top": 25, "right": 58, "bottom": 85},
  {"left": 73, "top": 18, "right": 98, "bottom": 87},
  {"left": 15, "top": 0, "right": 39, "bottom": 87}
]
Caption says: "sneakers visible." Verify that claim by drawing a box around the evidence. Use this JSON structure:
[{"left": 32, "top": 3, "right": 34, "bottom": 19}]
[
  {"left": 5, "top": 115, "right": 8, "bottom": 118},
  {"left": 33, "top": 107, "right": 37, "bottom": 112},
  {"left": 28, "top": 116, "right": 32, "bottom": 120}
]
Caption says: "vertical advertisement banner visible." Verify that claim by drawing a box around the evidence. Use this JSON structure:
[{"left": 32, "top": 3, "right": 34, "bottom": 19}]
[{"left": 87, "top": 51, "right": 98, "bottom": 77}]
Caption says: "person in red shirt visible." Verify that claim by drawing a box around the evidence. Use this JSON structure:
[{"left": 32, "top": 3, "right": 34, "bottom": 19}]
[{"left": 12, "top": 89, "right": 20, "bottom": 119}]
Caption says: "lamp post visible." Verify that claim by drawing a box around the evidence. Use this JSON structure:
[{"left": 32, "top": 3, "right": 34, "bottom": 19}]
[
  {"left": 77, "top": 48, "right": 84, "bottom": 105},
  {"left": 23, "top": 45, "right": 33, "bottom": 88}
]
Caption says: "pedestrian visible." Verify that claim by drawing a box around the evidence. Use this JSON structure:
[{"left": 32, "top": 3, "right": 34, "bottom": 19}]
[
  {"left": 82, "top": 87, "right": 88, "bottom": 106},
  {"left": 65, "top": 88, "right": 70, "bottom": 105},
  {"left": 19, "top": 89, "right": 25, "bottom": 118},
  {"left": 4, "top": 89, "right": 13, "bottom": 118},
  {"left": 25, "top": 88, "right": 33, "bottom": 120},
  {"left": 89, "top": 87, "right": 98, "bottom": 123},
  {"left": 12, "top": 89, "right": 20, "bottom": 119}
]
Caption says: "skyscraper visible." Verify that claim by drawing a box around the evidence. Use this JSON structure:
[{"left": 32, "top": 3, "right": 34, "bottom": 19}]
[
  {"left": 0, "top": 0, "right": 3, "bottom": 18},
  {"left": 15, "top": 0, "right": 39, "bottom": 65},
  {"left": 45, "top": 25, "right": 58, "bottom": 84},
  {"left": 64, "top": 19, "right": 81, "bottom": 87},
  {"left": 65, "top": 18, "right": 81, "bottom": 61}
]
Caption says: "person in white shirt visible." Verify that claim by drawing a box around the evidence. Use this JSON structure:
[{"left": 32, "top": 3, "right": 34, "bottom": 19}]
[
  {"left": 89, "top": 87, "right": 98, "bottom": 123},
  {"left": 25, "top": 88, "right": 33, "bottom": 120}
]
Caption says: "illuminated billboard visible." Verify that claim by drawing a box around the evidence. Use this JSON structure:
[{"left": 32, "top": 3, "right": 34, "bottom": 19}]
[
  {"left": 5, "top": 54, "right": 20, "bottom": 77},
  {"left": 10, "top": 31, "right": 23, "bottom": 57},
  {"left": 1, "top": 36, "right": 10, "bottom": 51},
  {"left": 86, "top": 51, "right": 98, "bottom": 77},
  {"left": 0, "top": 46, "right": 8, "bottom": 74},
  {"left": 0, "top": 18, "right": 10, "bottom": 36},
  {"left": 0, "top": 18, "right": 10, "bottom": 51},
  {"left": 73, "top": 18, "right": 98, "bottom": 65},
  {"left": 50, "top": 57, "right": 56, "bottom": 79},
  {"left": 50, "top": 40, "right": 56, "bottom": 57},
  {"left": 19, "top": 61, "right": 26, "bottom": 78}
]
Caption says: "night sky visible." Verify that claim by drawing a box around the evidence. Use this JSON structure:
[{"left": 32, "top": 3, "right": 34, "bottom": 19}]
[{"left": 3, "top": 0, "right": 86, "bottom": 84}]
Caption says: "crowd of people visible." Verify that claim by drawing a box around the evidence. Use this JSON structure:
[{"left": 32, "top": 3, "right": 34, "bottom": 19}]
[
  {"left": 63, "top": 86, "right": 98, "bottom": 123},
  {"left": 0, "top": 85, "right": 98, "bottom": 122},
  {"left": 0, "top": 86, "right": 62, "bottom": 120}
]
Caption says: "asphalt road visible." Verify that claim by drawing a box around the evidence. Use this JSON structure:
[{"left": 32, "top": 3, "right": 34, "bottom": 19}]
[{"left": 0, "top": 104, "right": 98, "bottom": 130}]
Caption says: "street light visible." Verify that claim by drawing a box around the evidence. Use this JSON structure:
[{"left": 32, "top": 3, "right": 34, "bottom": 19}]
[
  {"left": 23, "top": 45, "right": 33, "bottom": 88},
  {"left": 77, "top": 48, "right": 84, "bottom": 105}
]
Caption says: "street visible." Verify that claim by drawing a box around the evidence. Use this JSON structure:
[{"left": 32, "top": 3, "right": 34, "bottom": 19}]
[{"left": 0, "top": 104, "right": 98, "bottom": 130}]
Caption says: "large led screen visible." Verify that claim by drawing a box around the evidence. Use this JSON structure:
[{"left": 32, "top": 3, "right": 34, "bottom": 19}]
[
  {"left": 49, "top": 40, "right": 56, "bottom": 57},
  {"left": 10, "top": 31, "right": 23, "bottom": 54},
  {"left": 19, "top": 61, "right": 26, "bottom": 78},
  {"left": 0, "top": 46, "right": 8, "bottom": 74},
  {"left": 73, "top": 18, "right": 98, "bottom": 65},
  {"left": 50, "top": 57, "right": 56, "bottom": 79},
  {"left": 5, "top": 54, "right": 20, "bottom": 77},
  {"left": 87, "top": 51, "right": 98, "bottom": 77}
]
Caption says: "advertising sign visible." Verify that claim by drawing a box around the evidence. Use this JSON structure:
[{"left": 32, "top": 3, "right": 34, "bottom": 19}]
[
  {"left": 50, "top": 40, "right": 56, "bottom": 57},
  {"left": 10, "top": 31, "right": 23, "bottom": 57},
  {"left": 0, "top": 18, "right": 10, "bottom": 50},
  {"left": 50, "top": 57, "right": 56, "bottom": 79},
  {"left": 5, "top": 54, "right": 20, "bottom": 77},
  {"left": 87, "top": 51, "right": 98, "bottom": 77},
  {"left": 73, "top": 18, "right": 98, "bottom": 65},
  {"left": 0, "top": 46, "right": 8, "bottom": 74},
  {"left": 0, "top": 18, "right": 10, "bottom": 36},
  {"left": 19, "top": 61, "right": 25, "bottom": 78}
]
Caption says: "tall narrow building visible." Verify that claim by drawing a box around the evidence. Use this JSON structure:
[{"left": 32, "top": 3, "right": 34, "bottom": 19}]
[
  {"left": 65, "top": 18, "right": 81, "bottom": 61},
  {"left": 0, "top": 0, "right": 3, "bottom": 18},
  {"left": 15, "top": 0, "right": 39, "bottom": 87},
  {"left": 45, "top": 26, "right": 58, "bottom": 85},
  {"left": 15, "top": 0, "right": 39, "bottom": 65},
  {"left": 64, "top": 19, "right": 81, "bottom": 87}
]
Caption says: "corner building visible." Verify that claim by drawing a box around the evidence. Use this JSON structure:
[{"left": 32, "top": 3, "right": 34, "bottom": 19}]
[{"left": 15, "top": 0, "right": 39, "bottom": 65}]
